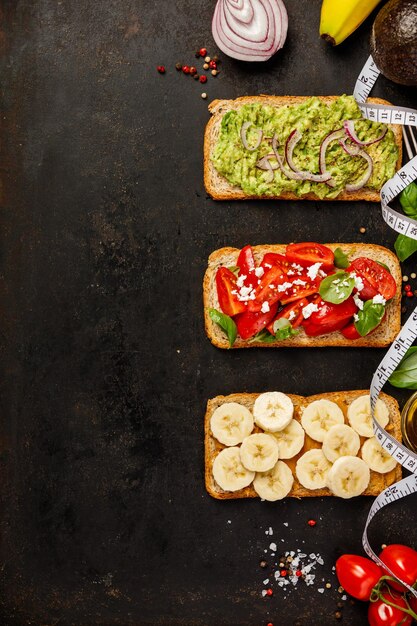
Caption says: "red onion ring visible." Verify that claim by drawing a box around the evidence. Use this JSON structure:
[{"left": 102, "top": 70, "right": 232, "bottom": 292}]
[
  {"left": 240, "top": 121, "right": 263, "bottom": 151},
  {"left": 345, "top": 149, "right": 373, "bottom": 192},
  {"left": 318, "top": 128, "right": 345, "bottom": 188},
  {"left": 338, "top": 137, "right": 361, "bottom": 156},
  {"left": 284, "top": 130, "right": 333, "bottom": 183},
  {"left": 343, "top": 120, "right": 387, "bottom": 146},
  {"left": 256, "top": 156, "right": 275, "bottom": 182},
  {"left": 212, "top": 0, "right": 288, "bottom": 62}
]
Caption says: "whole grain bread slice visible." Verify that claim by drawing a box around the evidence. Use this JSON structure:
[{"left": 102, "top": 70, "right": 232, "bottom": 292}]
[
  {"left": 203, "top": 243, "right": 401, "bottom": 349},
  {"left": 204, "top": 95, "right": 402, "bottom": 201},
  {"left": 205, "top": 390, "right": 402, "bottom": 500}
]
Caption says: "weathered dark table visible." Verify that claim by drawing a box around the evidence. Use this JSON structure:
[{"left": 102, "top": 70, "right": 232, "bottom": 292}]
[{"left": 1, "top": 1, "right": 417, "bottom": 624}]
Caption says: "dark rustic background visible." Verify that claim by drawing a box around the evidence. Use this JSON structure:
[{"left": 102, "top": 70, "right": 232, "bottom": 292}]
[{"left": 1, "top": 1, "right": 417, "bottom": 624}]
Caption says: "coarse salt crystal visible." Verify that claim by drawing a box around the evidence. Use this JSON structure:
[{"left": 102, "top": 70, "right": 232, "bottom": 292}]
[
  {"left": 263, "top": 579, "right": 269, "bottom": 585},
  {"left": 261, "top": 590, "right": 267, "bottom": 597},
  {"left": 318, "top": 588, "right": 324, "bottom": 594},
  {"left": 269, "top": 542, "right": 277, "bottom": 551}
]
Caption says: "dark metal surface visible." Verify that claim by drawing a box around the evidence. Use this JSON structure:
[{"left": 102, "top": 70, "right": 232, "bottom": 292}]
[{"left": 1, "top": 1, "right": 417, "bottom": 624}]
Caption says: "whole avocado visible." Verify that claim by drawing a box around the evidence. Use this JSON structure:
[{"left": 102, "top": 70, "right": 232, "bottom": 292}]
[{"left": 370, "top": 0, "right": 417, "bottom": 86}]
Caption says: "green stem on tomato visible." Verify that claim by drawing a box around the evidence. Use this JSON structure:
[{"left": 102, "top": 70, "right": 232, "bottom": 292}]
[{"left": 378, "top": 592, "right": 417, "bottom": 621}]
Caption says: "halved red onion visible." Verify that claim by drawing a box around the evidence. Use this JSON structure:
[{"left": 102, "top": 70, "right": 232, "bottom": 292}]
[
  {"left": 284, "top": 130, "right": 333, "bottom": 183},
  {"left": 212, "top": 0, "right": 288, "bottom": 62},
  {"left": 343, "top": 120, "right": 387, "bottom": 146},
  {"left": 345, "top": 149, "right": 373, "bottom": 192},
  {"left": 240, "top": 121, "right": 263, "bottom": 151}
]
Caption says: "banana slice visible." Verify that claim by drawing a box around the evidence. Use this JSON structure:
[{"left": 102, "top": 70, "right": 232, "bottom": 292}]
[
  {"left": 301, "top": 399, "right": 344, "bottom": 442},
  {"left": 212, "top": 447, "right": 255, "bottom": 492},
  {"left": 361, "top": 437, "right": 397, "bottom": 473},
  {"left": 239, "top": 433, "right": 279, "bottom": 472},
  {"left": 253, "top": 392, "right": 294, "bottom": 432},
  {"left": 295, "top": 449, "right": 332, "bottom": 490},
  {"left": 270, "top": 419, "right": 305, "bottom": 459},
  {"left": 253, "top": 460, "right": 294, "bottom": 501},
  {"left": 327, "top": 455, "right": 370, "bottom": 498},
  {"left": 322, "top": 424, "right": 361, "bottom": 463},
  {"left": 210, "top": 402, "right": 254, "bottom": 446},
  {"left": 347, "top": 395, "right": 389, "bottom": 438}
]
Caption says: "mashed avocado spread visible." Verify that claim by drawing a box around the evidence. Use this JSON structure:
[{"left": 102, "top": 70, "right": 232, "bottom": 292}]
[{"left": 212, "top": 96, "right": 398, "bottom": 199}]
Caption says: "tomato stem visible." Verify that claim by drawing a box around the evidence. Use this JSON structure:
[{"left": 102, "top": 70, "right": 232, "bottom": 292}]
[{"left": 378, "top": 592, "right": 417, "bottom": 620}]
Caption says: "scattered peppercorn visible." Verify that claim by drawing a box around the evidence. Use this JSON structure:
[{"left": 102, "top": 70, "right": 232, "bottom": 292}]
[
  {"left": 412, "top": 273, "right": 417, "bottom": 279},
  {"left": 199, "top": 47, "right": 207, "bottom": 57},
  {"left": 335, "top": 611, "right": 342, "bottom": 620},
  {"left": 193, "top": 74, "right": 199, "bottom": 80},
  {"left": 201, "top": 92, "right": 207, "bottom": 99},
  {"left": 403, "top": 275, "right": 409, "bottom": 282},
  {"left": 203, "top": 63, "right": 209, "bottom": 70},
  {"left": 326, "top": 582, "right": 331, "bottom": 589},
  {"left": 211, "top": 69, "right": 218, "bottom": 76},
  {"left": 205, "top": 55, "right": 211, "bottom": 62},
  {"left": 213, "top": 55, "right": 219, "bottom": 62},
  {"left": 308, "top": 519, "right": 316, "bottom": 526},
  {"left": 199, "top": 75, "right": 207, "bottom": 83},
  {"left": 407, "top": 291, "right": 414, "bottom": 297},
  {"left": 182, "top": 65, "right": 190, "bottom": 74},
  {"left": 414, "top": 290, "right": 417, "bottom": 297},
  {"left": 157, "top": 65, "right": 165, "bottom": 73},
  {"left": 337, "top": 602, "right": 344, "bottom": 609},
  {"left": 175, "top": 62, "right": 182, "bottom": 71},
  {"left": 279, "top": 562, "right": 285, "bottom": 568},
  {"left": 338, "top": 586, "right": 344, "bottom": 593},
  {"left": 402, "top": 305, "right": 407, "bottom": 313},
  {"left": 267, "top": 623, "right": 274, "bottom": 626},
  {"left": 359, "top": 227, "right": 366, "bottom": 234},
  {"left": 209, "top": 60, "right": 217, "bottom": 69},
  {"left": 266, "top": 588, "right": 273, "bottom": 596},
  {"left": 287, "top": 556, "right": 293, "bottom": 563},
  {"left": 280, "top": 569, "right": 287, "bottom": 577},
  {"left": 189, "top": 66, "right": 197, "bottom": 75},
  {"left": 406, "top": 284, "right": 412, "bottom": 291},
  {"left": 260, "top": 560, "right": 268, "bottom": 568},
  {"left": 296, "top": 570, "right": 302, "bottom": 577}
]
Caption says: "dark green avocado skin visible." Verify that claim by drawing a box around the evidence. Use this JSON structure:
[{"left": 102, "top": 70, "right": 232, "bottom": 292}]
[{"left": 370, "top": 0, "right": 417, "bottom": 86}]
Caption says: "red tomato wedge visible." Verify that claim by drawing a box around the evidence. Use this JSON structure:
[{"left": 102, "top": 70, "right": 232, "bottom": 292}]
[
  {"left": 302, "top": 296, "right": 357, "bottom": 337},
  {"left": 247, "top": 266, "right": 288, "bottom": 312},
  {"left": 236, "top": 303, "right": 279, "bottom": 340},
  {"left": 348, "top": 257, "right": 397, "bottom": 301},
  {"left": 261, "top": 252, "right": 289, "bottom": 271},
  {"left": 341, "top": 322, "right": 361, "bottom": 340},
  {"left": 280, "top": 274, "right": 320, "bottom": 305},
  {"left": 267, "top": 298, "right": 309, "bottom": 335},
  {"left": 236, "top": 245, "right": 258, "bottom": 288},
  {"left": 286, "top": 243, "right": 334, "bottom": 270},
  {"left": 215, "top": 267, "right": 246, "bottom": 317}
]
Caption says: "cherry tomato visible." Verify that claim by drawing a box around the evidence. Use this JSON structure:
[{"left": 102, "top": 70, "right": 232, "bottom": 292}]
[
  {"left": 286, "top": 242, "right": 334, "bottom": 270},
  {"left": 247, "top": 266, "right": 287, "bottom": 312},
  {"left": 236, "top": 302, "right": 278, "bottom": 340},
  {"left": 215, "top": 267, "right": 246, "bottom": 317},
  {"left": 280, "top": 274, "right": 320, "bottom": 305},
  {"left": 236, "top": 245, "right": 258, "bottom": 288},
  {"left": 341, "top": 322, "right": 361, "bottom": 340},
  {"left": 335, "top": 554, "right": 383, "bottom": 601},
  {"left": 379, "top": 544, "right": 417, "bottom": 592},
  {"left": 302, "top": 296, "right": 357, "bottom": 337},
  {"left": 348, "top": 257, "right": 397, "bottom": 301},
  {"left": 261, "top": 252, "right": 289, "bottom": 272},
  {"left": 368, "top": 592, "right": 413, "bottom": 626},
  {"left": 267, "top": 298, "right": 309, "bottom": 334}
]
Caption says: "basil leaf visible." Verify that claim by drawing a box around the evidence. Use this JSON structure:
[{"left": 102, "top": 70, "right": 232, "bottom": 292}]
[
  {"left": 376, "top": 261, "right": 391, "bottom": 273},
  {"left": 227, "top": 265, "right": 239, "bottom": 276},
  {"left": 394, "top": 234, "right": 417, "bottom": 262},
  {"left": 354, "top": 301, "right": 385, "bottom": 337},
  {"left": 249, "top": 329, "right": 277, "bottom": 344},
  {"left": 388, "top": 347, "right": 417, "bottom": 389},
  {"left": 208, "top": 308, "right": 237, "bottom": 347},
  {"left": 400, "top": 182, "right": 417, "bottom": 218},
  {"left": 319, "top": 270, "right": 354, "bottom": 304},
  {"left": 333, "top": 247, "right": 349, "bottom": 269},
  {"left": 272, "top": 317, "right": 300, "bottom": 340}
]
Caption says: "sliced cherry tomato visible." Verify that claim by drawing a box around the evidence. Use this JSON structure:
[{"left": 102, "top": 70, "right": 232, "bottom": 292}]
[
  {"left": 341, "top": 322, "right": 361, "bottom": 340},
  {"left": 236, "top": 245, "right": 258, "bottom": 288},
  {"left": 348, "top": 257, "right": 397, "bottom": 301},
  {"left": 286, "top": 242, "right": 334, "bottom": 270},
  {"left": 236, "top": 302, "right": 278, "bottom": 340},
  {"left": 335, "top": 554, "right": 383, "bottom": 601},
  {"left": 215, "top": 267, "right": 246, "bottom": 317},
  {"left": 280, "top": 274, "right": 320, "bottom": 305},
  {"left": 261, "top": 252, "right": 289, "bottom": 272},
  {"left": 267, "top": 298, "right": 309, "bottom": 334},
  {"left": 379, "top": 544, "right": 417, "bottom": 592},
  {"left": 302, "top": 296, "right": 357, "bottom": 337},
  {"left": 368, "top": 592, "right": 413, "bottom": 626},
  {"left": 247, "top": 266, "right": 288, "bottom": 312}
]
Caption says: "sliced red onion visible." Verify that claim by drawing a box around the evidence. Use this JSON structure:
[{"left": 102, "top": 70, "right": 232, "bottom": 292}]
[
  {"left": 283, "top": 130, "right": 332, "bottom": 183},
  {"left": 256, "top": 156, "right": 275, "bottom": 182},
  {"left": 338, "top": 137, "right": 361, "bottom": 156},
  {"left": 212, "top": 0, "right": 288, "bottom": 62},
  {"left": 343, "top": 120, "right": 387, "bottom": 146},
  {"left": 345, "top": 149, "right": 373, "bottom": 192},
  {"left": 240, "top": 121, "right": 263, "bottom": 151},
  {"left": 318, "top": 128, "right": 345, "bottom": 188}
]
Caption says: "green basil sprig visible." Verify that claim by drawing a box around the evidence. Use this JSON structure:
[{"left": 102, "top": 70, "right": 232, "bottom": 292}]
[
  {"left": 388, "top": 347, "right": 417, "bottom": 389},
  {"left": 250, "top": 319, "right": 299, "bottom": 343},
  {"left": 376, "top": 261, "right": 391, "bottom": 273},
  {"left": 319, "top": 271, "right": 354, "bottom": 304},
  {"left": 394, "top": 182, "right": 417, "bottom": 262},
  {"left": 333, "top": 247, "right": 349, "bottom": 269},
  {"left": 354, "top": 301, "right": 385, "bottom": 337},
  {"left": 208, "top": 308, "right": 237, "bottom": 347}
]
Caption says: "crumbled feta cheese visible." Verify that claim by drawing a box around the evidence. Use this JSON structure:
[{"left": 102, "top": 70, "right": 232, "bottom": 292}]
[
  {"left": 261, "top": 301, "right": 270, "bottom": 313},
  {"left": 353, "top": 293, "right": 364, "bottom": 310},
  {"left": 354, "top": 313, "right": 359, "bottom": 322},
  {"left": 338, "top": 292, "right": 345, "bottom": 299},
  {"left": 291, "top": 263, "right": 304, "bottom": 272},
  {"left": 373, "top": 294, "right": 386, "bottom": 305},
  {"left": 307, "top": 263, "right": 322, "bottom": 280},
  {"left": 287, "top": 270, "right": 295, "bottom": 276},
  {"left": 278, "top": 282, "right": 293, "bottom": 292},
  {"left": 269, "top": 284, "right": 275, "bottom": 289},
  {"left": 236, "top": 274, "right": 247, "bottom": 288},
  {"left": 264, "top": 263, "right": 272, "bottom": 269},
  {"left": 319, "top": 270, "right": 327, "bottom": 278},
  {"left": 293, "top": 279, "right": 307, "bottom": 286},
  {"left": 302, "top": 303, "right": 319, "bottom": 319},
  {"left": 351, "top": 273, "right": 364, "bottom": 292},
  {"left": 288, "top": 310, "right": 296, "bottom": 321},
  {"left": 255, "top": 266, "right": 264, "bottom": 278}
]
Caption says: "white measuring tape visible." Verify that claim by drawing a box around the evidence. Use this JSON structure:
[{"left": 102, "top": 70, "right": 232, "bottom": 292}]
[{"left": 352, "top": 55, "right": 417, "bottom": 594}]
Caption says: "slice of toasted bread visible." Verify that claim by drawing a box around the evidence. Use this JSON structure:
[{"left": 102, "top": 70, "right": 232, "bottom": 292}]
[
  {"left": 203, "top": 243, "right": 401, "bottom": 349},
  {"left": 204, "top": 95, "right": 402, "bottom": 201},
  {"left": 205, "top": 390, "right": 402, "bottom": 500}
]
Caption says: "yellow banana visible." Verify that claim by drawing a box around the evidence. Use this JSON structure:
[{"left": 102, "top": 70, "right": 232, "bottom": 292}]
[{"left": 320, "top": 0, "right": 383, "bottom": 46}]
